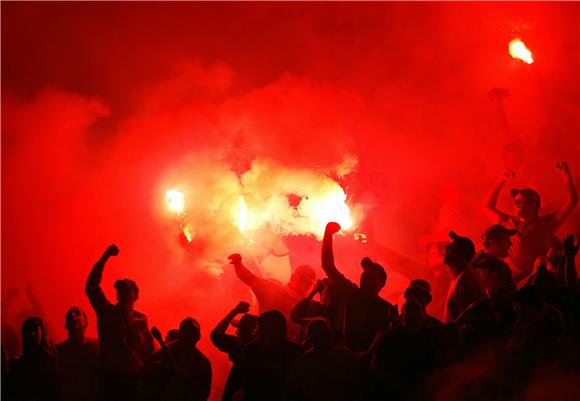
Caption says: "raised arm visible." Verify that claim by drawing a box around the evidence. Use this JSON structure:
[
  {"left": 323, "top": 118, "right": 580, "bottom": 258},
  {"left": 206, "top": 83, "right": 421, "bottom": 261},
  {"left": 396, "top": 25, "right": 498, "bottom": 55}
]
[
  {"left": 322, "top": 222, "right": 342, "bottom": 281},
  {"left": 211, "top": 301, "right": 250, "bottom": 344},
  {"left": 85, "top": 244, "right": 118, "bottom": 312},
  {"left": 290, "top": 279, "right": 327, "bottom": 324},
  {"left": 556, "top": 162, "right": 578, "bottom": 223},
  {"left": 228, "top": 253, "right": 261, "bottom": 288},
  {"left": 563, "top": 234, "right": 579, "bottom": 288},
  {"left": 485, "top": 170, "right": 514, "bottom": 222}
]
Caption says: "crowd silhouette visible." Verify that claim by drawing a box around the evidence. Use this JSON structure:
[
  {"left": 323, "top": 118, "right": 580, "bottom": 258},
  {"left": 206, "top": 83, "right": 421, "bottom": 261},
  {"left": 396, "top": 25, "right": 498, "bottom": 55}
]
[{"left": 2, "top": 163, "right": 580, "bottom": 401}]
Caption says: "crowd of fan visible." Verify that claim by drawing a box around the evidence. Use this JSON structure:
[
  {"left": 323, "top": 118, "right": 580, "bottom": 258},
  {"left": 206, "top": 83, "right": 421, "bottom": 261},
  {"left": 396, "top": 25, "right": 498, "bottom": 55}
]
[{"left": 2, "top": 164, "right": 580, "bottom": 401}]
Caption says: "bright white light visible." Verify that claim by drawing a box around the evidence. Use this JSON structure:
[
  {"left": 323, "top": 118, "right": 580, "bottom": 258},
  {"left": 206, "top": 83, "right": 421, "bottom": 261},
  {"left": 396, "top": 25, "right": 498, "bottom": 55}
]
[{"left": 166, "top": 190, "right": 185, "bottom": 214}]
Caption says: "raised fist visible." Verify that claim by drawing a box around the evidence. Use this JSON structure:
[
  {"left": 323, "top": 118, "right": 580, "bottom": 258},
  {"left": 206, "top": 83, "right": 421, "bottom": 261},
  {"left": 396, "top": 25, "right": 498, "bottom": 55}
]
[
  {"left": 501, "top": 169, "right": 516, "bottom": 181},
  {"left": 325, "top": 222, "right": 341, "bottom": 235},
  {"left": 228, "top": 253, "right": 242, "bottom": 264},
  {"left": 555, "top": 161, "right": 569, "bottom": 172},
  {"left": 104, "top": 244, "right": 119, "bottom": 257},
  {"left": 234, "top": 301, "right": 251, "bottom": 314}
]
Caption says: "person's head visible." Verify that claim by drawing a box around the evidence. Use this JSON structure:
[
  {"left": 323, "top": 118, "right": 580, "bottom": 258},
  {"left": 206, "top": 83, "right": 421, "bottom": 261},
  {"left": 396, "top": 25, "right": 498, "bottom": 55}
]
[
  {"left": 474, "top": 259, "right": 514, "bottom": 297},
  {"left": 359, "top": 257, "right": 387, "bottom": 295},
  {"left": 510, "top": 188, "right": 541, "bottom": 219},
  {"left": 444, "top": 231, "right": 475, "bottom": 271},
  {"left": 21, "top": 317, "right": 44, "bottom": 349},
  {"left": 236, "top": 314, "right": 258, "bottom": 344},
  {"left": 482, "top": 224, "right": 516, "bottom": 259},
  {"left": 114, "top": 278, "right": 139, "bottom": 309},
  {"left": 179, "top": 317, "right": 201, "bottom": 346},
  {"left": 257, "top": 310, "right": 287, "bottom": 346},
  {"left": 288, "top": 265, "right": 316, "bottom": 296},
  {"left": 306, "top": 318, "right": 334, "bottom": 352},
  {"left": 65, "top": 306, "right": 88, "bottom": 338},
  {"left": 401, "top": 299, "right": 423, "bottom": 330},
  {"left": 165, "top": 329, "right": 179, "bottom": 343},
  {"left": 404, "top": 279, "right": 432, "bottom": 310}
]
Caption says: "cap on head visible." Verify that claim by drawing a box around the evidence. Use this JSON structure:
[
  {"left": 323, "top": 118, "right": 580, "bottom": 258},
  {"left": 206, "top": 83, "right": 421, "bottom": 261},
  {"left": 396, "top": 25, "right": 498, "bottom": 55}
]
[
  {"left": 448, "top": 231, "right": 476, "bottom": 262},
  {"left": 482, "top": 224, "right": 517, "bottom": 244},
  {"left": 510, "top": 188, "right": 541, "bottom": 209},
  {"left": 404, "top": 279, "right": 432, "bottom": 304}
]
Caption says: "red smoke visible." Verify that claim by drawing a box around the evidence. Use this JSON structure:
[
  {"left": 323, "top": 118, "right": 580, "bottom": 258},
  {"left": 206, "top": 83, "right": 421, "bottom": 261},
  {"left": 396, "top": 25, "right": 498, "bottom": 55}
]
[{"left": 2, "top": 2, "right": 579, "bottom": 399}]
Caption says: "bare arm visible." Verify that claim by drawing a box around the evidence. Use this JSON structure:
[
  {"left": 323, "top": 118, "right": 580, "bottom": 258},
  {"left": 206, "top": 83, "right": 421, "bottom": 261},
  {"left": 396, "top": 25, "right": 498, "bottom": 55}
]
[
  {"left": 228, "top": 254, "right": 261, "bottom": 288},
  {"left": 211, "top": 302, "right": 249, "bottom": 340},
  {"left": 322, "top": 222, "right": 342, "bottom": 281},
  {"left": 85, "top": 244, "right": 118, "bottom": 312},
  {"left": 485, "top": 170, "right": 514, "bottom": 222},
  {"left": 556, "top": 162, "right": 578, "bottom": 223}
]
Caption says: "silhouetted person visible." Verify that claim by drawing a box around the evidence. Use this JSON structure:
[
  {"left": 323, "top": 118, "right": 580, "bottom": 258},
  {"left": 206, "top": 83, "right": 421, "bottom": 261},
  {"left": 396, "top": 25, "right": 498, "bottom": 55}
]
[
  {"left": 403, "top": 279, "right": 442, "bottom": 331},
  {"left": 56, "top": 307, "right": 99, "bottom": 401},
  {"left": 486, "top": 162, "right": 578, "bottom": 281},
  {"left": 227, "top": 254, "right": 316, "bottom": 318},
  {"left": 284, "top": 318, "right": 360, "bottom": 401},
  {"left": 370, "top": 299, "right": 437, "bottom": 401},
  {"left": 290, "top": 278, "right": 333, "bottom": 329},
  {"left": 238, "top": 310, "right": 303, "bottom": 401},
  {"left": 10, "top": 317, "right": 59, "bottom": 401},
  {"left": 165, "top": 329, "right": 180, "bottom": 344},
  {"left": 424, "top": 241, "right": 451, "bottom": 321},
  {"left": 85, "top": 244, "right": 154, "bottom": 401},
  {"left": 461, "top": 258, "right": 517, "bottom": 336},
  {"left": 140, "top": 318, "right": 212, "bottom": 401},
  {"left": 210, "top": 301, "right": 257, "bottom": 401},
  {"left": 322, "top": 222, "right": 392, "bottom": 351},
  {"left": 443, "top": 231, "right": 482, "bottom": 322}
]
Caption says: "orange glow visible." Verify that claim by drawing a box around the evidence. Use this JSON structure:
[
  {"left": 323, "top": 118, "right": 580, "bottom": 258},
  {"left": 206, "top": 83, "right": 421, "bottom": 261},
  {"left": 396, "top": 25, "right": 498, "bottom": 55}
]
[
  {"left": 235, "top": 195, "right": 248, "bottom": 233},
  {"left": 509, "top": 38, "right": 533, "bottom": 64},
  {"left": 298, "top": 187, "right": 353, "bottom": 238},
  {"left": 166, "top": 189, "right": 185, "bottom": 214}
]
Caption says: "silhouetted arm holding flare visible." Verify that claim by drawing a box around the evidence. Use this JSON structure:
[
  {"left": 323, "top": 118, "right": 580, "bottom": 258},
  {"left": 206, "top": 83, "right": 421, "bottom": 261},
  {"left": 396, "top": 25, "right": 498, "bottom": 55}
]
[
  {"left": 322, "top": 222, "right": 342, "bottom": 282},
  {"left": 555, "top": 161, "right": 578, "bottom": 223},
  {"left": 485, "top": 170, "right": 515, "bottom": 222},
  {"left": 85, "top": 244, "right": 119, "bottom": 312}
]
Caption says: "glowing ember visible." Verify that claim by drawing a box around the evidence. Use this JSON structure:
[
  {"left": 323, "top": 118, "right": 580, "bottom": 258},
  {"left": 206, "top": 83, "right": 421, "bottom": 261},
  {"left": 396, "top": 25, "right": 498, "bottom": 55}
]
[
  {"left": 182, "top": 223, "right": 193, "bottom": 242},
  {"left": 354, "top": 232, "right": 368, "bottom": 244},
  {"left": 236, "top": 195, "right": 248, "bottom": 233},
  {"left": 508, "top": 38, "right": 533, "bottom": 64},
  {"left": 166, "top": 189, "right": 185, "bottom": 214}
]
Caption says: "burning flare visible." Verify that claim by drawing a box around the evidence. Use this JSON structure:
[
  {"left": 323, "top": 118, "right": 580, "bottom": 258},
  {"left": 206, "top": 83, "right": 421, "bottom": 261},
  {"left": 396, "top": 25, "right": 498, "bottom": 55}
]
[
  {"left": 509, "top": 38, "right": 533, "bottom": 64},
  {"left": 166, "top": 189, "right": 185, "bottom": 214}
]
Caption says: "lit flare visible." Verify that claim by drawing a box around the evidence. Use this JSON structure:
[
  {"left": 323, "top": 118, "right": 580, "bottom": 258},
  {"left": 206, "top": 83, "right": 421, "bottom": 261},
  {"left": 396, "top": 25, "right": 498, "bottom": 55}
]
[
  {"left": 509, "top": 38, "right": 533, "bottom": 64},
  {"left": 166, "top": 190, "right": 185, "bottom": 214}
]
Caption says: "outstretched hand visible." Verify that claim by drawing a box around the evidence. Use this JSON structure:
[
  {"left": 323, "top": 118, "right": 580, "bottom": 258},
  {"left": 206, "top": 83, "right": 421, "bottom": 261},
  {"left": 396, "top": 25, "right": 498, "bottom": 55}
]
[
  {"left": 104, "top": 244, "right": 119, "bottom": 258},
  {"left": 233, "top": 301, "right": 251, "bottom": 314},
  {"left": 563, "top": 234, "right": 579, "bottom": 257},
  {"left": 228, "top": 253, "right": 242, "bottom": 265},
  {"left": 325, "top": 222, "right": 341, "bottom": 235}
]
